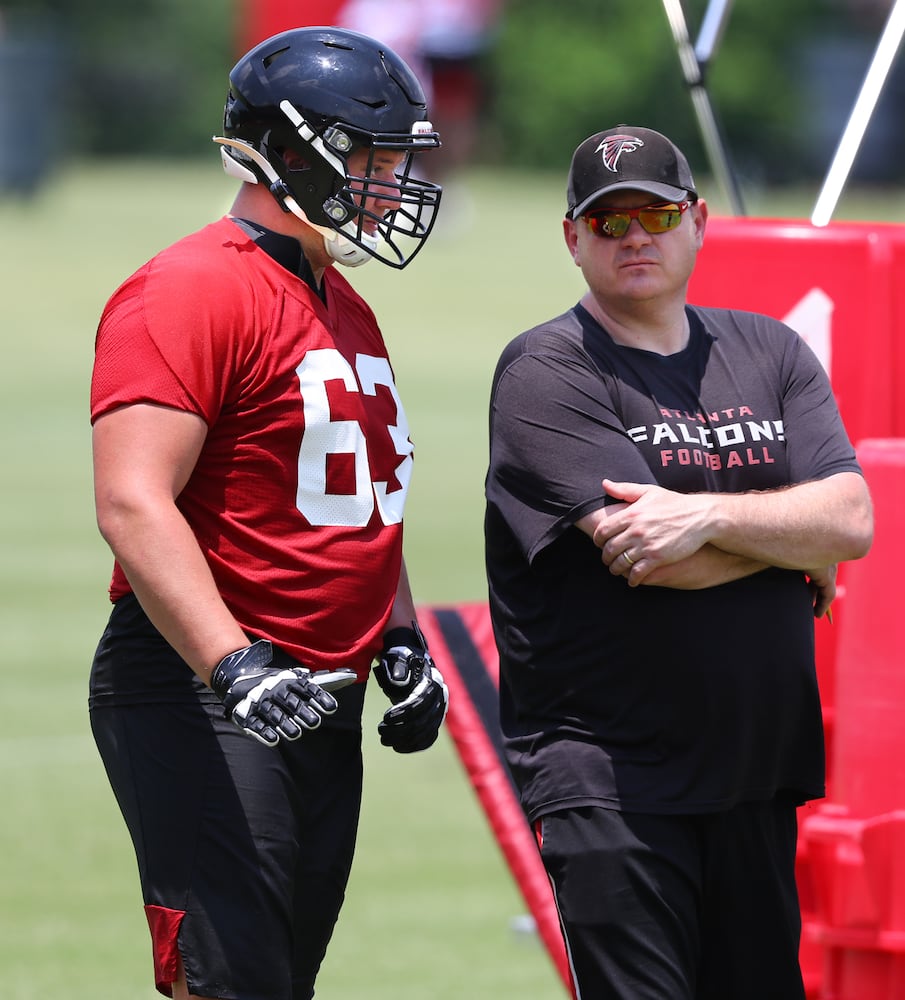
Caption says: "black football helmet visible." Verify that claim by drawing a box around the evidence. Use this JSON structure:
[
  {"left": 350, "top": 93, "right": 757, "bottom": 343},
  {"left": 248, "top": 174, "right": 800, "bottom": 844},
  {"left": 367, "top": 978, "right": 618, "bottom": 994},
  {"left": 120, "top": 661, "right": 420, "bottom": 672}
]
[{"left": 213, "top": 26, "right": 443, "bottom": 269}]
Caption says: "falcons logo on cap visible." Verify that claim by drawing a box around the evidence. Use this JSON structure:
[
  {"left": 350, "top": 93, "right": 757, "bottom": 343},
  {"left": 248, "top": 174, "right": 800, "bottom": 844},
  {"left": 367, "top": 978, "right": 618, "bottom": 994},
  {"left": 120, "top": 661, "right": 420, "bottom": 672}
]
[{"left": 596, "top": 135, "right": 644, "bottom": 173}]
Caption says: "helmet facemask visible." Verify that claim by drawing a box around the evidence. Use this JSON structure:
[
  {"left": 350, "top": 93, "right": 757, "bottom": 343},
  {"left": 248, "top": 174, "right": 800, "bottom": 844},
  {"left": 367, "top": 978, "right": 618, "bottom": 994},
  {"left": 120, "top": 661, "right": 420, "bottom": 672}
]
[
  {"left": 215, "top": 98, "right": 442, "bottom": 269},
  {"left": 325, "top": 130, "right": 442, "bottom": 269}
]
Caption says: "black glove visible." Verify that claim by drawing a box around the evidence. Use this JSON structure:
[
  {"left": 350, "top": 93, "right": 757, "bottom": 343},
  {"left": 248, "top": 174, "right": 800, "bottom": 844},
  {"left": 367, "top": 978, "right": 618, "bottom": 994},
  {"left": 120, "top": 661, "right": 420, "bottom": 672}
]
[
  {"left": 211, "top": 640, "right": 338, "bottom": 747},
  {"left": 373, "top": 622, "right": 449, "bottom": 753}
]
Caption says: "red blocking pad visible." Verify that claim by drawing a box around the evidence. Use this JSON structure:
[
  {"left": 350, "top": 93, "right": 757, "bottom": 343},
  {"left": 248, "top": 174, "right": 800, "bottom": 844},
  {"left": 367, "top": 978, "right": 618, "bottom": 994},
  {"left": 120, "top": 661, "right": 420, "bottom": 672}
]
[
  {"left": 689, "top": 217, "right": 905, "bottom": 446},
  {"left": 418, "top": 604, "right": 575, "bottom": 997}
]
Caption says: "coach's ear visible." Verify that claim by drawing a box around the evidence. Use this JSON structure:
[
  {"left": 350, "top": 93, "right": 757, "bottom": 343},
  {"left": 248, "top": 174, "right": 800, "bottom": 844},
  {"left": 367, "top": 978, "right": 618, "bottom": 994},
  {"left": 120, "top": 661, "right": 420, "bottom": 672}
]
[
  {"left": 563, "top": 216, "right": 581, "bottom": 266},
  {"left": 692, "top": 197, "right": 708, "bottom": 249}
]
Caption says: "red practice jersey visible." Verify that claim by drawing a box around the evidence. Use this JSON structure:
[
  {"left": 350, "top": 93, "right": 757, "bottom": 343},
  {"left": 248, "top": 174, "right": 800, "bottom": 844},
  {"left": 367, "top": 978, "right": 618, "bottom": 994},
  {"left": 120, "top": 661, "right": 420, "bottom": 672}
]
[{"left": 91, "top": 217, "right": 413, "bottom": 677}]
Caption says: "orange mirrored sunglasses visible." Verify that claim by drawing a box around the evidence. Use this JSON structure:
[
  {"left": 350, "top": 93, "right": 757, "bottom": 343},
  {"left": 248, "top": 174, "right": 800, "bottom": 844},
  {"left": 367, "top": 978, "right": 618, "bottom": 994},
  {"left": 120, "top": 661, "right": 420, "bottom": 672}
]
[{"left": 583, "top": 201, "right": 691, "bottom": 238}]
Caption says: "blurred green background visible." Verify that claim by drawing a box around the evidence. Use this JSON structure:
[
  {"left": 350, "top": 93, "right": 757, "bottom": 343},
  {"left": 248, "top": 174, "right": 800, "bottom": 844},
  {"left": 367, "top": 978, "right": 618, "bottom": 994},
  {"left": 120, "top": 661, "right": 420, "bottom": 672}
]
[
  {"left": 3, "top": 0, "right": 905, "bottom": 193},
  {"left": 2, "top": 0, "right": 905, "bottom": 997}
]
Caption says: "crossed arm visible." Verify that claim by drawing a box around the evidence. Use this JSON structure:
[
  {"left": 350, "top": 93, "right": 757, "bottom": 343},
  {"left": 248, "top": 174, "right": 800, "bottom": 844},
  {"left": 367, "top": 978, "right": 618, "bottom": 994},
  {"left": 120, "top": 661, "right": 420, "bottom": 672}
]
[{"left": 576, "top": 472, "right": 873, "bottom": 616}]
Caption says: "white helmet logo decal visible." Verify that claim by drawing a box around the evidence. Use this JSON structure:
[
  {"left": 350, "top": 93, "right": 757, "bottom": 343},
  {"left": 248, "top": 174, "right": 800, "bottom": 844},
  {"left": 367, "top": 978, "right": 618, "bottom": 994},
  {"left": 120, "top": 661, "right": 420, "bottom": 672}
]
[{"left": 596, "top": 135, "right": 644, "bottom": 173}]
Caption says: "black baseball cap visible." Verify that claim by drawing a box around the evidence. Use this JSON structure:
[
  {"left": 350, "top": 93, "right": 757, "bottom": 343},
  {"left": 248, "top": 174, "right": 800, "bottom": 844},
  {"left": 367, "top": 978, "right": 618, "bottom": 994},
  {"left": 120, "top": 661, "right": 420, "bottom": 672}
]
[{"left": 566, "top": 125, "right": 697, "bottom": 219}]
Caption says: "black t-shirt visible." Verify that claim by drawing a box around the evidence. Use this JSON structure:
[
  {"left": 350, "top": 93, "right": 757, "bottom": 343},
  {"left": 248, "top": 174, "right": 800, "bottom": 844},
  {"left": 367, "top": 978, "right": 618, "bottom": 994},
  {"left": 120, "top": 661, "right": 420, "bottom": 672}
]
[{"left": 485, "top": 303, "right": 862, "bottom": 820}]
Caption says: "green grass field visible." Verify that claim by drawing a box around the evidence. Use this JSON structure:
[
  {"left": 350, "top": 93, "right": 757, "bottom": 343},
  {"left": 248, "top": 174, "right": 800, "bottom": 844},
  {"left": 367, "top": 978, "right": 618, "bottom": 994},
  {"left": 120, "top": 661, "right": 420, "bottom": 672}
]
[{"left": 1, "top": 160, "right": 903, "bottom": 999}]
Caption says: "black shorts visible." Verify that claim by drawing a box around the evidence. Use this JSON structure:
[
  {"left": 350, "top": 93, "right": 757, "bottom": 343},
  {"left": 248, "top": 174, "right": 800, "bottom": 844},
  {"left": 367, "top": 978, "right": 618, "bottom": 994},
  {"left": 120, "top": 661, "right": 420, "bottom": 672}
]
[
  {"left": 89, "top": 596, "right": 366, "bottom": 1000},
  {"left": 538, "top": 802, "right": 805, "bottom": 1000}
]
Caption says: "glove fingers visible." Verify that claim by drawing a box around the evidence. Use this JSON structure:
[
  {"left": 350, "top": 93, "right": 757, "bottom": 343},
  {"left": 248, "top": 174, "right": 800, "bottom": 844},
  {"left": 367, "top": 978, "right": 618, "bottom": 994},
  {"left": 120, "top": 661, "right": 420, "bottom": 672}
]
[
  {"left": 239, "top": 696, "right": 305, "bottom": 742},
  {"left": 288, "top": 671, "right": 337, "bottom": 710},
  {"left": 380, "top": 701, "right": 445, "bottom": 735},
  {"left": 381, "top": 685, "right": 446, "bottom": 724},
  {"left": 264, "top": 675, "right": 338, "bottom": 732},
  {"left": 378, "top": 699, "right": 446, "bottom": 752},
  {"left": 307, "top": 685, "right": 339, "bottom": 715},
  {"left": 378, "top": 717, "right": 442, "bottom": 753},
  {"left": 242, "top": 715, "right": 280, "bottom": 747},
  {"left": 274, "top": 693, "right": 325, "bottom": 732},
  {"left": 251, "top": 684, "right": 332, "bottom": 740},
  {"left": 275, "top": 713, "right": 304, "bottom": 741},
  {"left": 288, "top": 676, "right": 338, "bottom": 718},
  {"left": 393, "top": 732, "right": 441, "bottom": 753}
]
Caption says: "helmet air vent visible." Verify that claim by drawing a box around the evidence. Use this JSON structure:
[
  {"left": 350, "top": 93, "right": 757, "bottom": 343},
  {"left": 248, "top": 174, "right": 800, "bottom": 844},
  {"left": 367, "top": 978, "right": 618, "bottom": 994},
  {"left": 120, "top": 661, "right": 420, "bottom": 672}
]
[{"left": 262, "top": 46, "right": 290, "bottom": 69}]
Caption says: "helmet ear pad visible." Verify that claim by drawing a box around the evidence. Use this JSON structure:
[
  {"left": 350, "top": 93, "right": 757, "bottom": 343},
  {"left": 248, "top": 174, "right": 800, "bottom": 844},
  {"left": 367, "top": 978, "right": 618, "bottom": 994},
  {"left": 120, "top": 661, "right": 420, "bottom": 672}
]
[
  {"left": 214, "top": 27, "right": 443, "bottom": 269},
  {"left": 220, "top": 104, "right": 346, "bottom": 230}
]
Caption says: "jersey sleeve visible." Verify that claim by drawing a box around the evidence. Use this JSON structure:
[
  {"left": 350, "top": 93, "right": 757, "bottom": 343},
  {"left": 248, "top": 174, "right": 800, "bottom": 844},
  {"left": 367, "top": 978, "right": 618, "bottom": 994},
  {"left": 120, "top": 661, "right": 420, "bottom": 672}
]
[
  {"left": 486, "top": 328, "right": 656, "bottom": 563},
  {"left": 775, "top": 321, "right": 862, "bottom": 482},
  {"left": 92, "top": 271, "right": 191, "bottom": 422},
  {"left": 91, "top": 236, "right": 251, "bottom": 426}
]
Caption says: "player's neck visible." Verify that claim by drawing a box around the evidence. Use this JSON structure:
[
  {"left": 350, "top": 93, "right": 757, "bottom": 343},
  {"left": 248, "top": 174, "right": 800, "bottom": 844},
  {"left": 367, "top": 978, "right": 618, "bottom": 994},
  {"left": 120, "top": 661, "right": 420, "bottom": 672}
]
[{"left": 228, "top": 183, "right": 330, "bottom": 286}]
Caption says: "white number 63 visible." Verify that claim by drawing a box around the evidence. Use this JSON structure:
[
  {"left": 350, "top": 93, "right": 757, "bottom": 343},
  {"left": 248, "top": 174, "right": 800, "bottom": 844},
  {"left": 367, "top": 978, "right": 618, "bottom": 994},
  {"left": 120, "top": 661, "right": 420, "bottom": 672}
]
[{"left": 295, "top": 348, "right": 413, "bottom": 528}]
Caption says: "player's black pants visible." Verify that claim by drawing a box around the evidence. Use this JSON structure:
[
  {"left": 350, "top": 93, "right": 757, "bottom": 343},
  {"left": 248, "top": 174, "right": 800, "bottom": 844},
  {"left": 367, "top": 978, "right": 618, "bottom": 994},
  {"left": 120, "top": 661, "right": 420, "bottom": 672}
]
[
  {"left": 90, "top": 593, "right": 366, "bottom": 1000},
  {"left": 538, "top": 801, "right": 805, "bottom": 1000}
]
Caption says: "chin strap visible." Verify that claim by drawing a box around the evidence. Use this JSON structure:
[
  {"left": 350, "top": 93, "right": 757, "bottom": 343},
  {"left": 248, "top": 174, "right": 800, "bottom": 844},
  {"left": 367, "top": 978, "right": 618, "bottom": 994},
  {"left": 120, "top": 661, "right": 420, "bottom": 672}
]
[{"left": 212, "top": 136, "right": 374, "bottom": 268}]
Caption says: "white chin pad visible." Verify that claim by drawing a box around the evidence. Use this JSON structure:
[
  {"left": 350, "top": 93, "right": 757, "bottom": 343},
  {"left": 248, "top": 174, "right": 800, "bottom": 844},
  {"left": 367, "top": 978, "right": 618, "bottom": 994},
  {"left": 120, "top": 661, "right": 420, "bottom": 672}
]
[
  {"left": 324, "top": 224, "right": 379, "bottom": 268},
  {"left": 326, "top": 239, "right": 372, "bottom": 267}
]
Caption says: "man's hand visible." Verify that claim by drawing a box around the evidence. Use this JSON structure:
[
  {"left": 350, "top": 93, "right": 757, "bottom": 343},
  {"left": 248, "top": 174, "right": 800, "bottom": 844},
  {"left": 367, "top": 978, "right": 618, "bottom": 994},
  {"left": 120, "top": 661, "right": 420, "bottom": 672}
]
[
  {"left": 593, "top": 480, "right": 713, "bottom": 584},
  {"left": 211, "top": 640, "right": 338, "bottom": 746},
  {"left": 594, "top": 473, "right": 872, "bottom": 580},
  {"left": 807, "top": 564, "right": 837, "bottom": 619},
  {"left": 373, "top": 622, "right": 449, "bottom": 753}
]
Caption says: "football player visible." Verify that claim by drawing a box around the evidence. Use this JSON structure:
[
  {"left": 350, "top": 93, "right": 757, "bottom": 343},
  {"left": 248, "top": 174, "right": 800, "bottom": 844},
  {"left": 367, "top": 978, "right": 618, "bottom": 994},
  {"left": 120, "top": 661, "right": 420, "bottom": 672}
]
[{"left": 90, "top": 27, "right": 448, "bottom": 1000}]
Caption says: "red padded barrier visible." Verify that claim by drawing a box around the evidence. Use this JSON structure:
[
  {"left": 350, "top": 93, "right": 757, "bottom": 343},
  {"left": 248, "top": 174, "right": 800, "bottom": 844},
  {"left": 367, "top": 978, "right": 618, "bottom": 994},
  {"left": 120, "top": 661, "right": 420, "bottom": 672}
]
[
  {"left": 689, "top": 218, "right": 905, "bottom": 445},
  {"left": 831, "top": 441, "right": 905, "bottom": 818},
  {"left": 800, "top": 439, "right": 905, "bottom": 1000}
]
